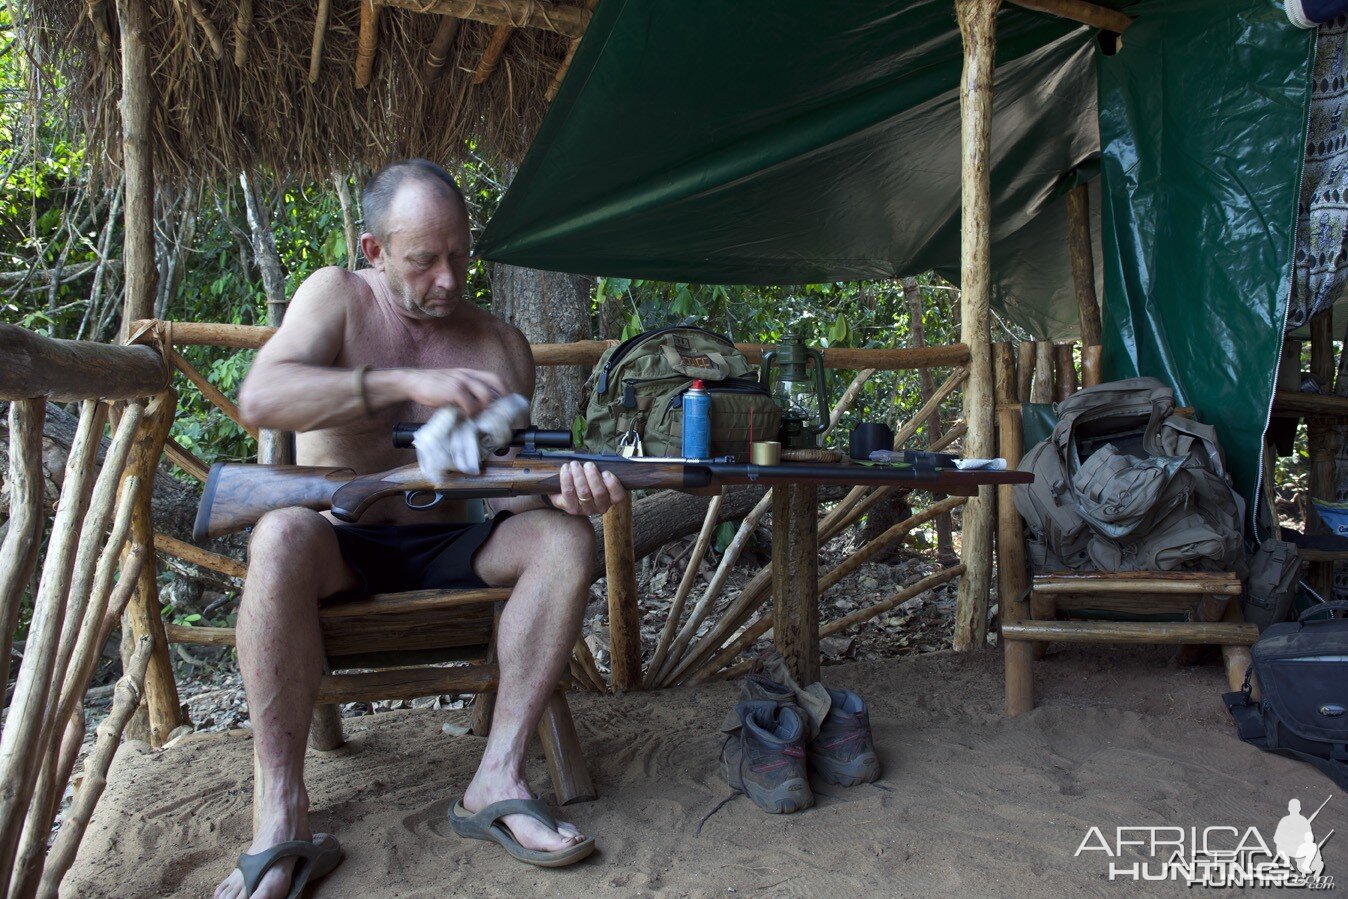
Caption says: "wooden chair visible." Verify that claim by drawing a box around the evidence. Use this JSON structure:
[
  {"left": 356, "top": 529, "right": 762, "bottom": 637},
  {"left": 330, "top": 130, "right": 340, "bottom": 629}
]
[
  {"left": 992, "top": 343, "right": 1257, "bottom": 715},
  {"left": 168, "top": 581, "right": 596, "bottom": 806}
]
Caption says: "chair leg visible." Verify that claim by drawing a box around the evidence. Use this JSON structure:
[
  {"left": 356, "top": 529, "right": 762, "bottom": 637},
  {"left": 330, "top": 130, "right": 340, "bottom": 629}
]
[
  {"left": 1004, "top": 639, "right": 1035, "bottom": 716},
  {"left": 1030, "top": 592, "right": 1055, "bottom": 660},
  {"left": 309, "top": 703, "right": 345, "bottom": 752},
  {"left": 536, "top": 689, "right": 596, "bottom": 805},
  {"left": 469, "top": 692, "right": 495, "bottom": 737}
]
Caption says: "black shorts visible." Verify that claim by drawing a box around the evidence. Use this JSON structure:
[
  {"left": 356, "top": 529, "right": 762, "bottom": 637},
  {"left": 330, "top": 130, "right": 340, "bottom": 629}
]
[{"left": 329, "top": 512, "right": 512, "bottom": 599}]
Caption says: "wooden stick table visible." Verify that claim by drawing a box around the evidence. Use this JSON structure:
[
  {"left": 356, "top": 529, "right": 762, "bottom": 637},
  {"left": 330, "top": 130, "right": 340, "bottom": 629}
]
[{"left": 767, "top": 465, "right": 1032, "bottom": 684}]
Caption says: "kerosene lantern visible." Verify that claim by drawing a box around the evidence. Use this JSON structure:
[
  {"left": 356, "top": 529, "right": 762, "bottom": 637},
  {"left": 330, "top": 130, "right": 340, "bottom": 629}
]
[{"left": 759, "top": 333, "right": 829, "bottom": 449}]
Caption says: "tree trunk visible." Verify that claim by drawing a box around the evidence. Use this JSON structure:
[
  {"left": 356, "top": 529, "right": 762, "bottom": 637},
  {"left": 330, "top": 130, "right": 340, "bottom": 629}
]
[{"left": 490, "top": 262, "right": 592, "bottom": 429}]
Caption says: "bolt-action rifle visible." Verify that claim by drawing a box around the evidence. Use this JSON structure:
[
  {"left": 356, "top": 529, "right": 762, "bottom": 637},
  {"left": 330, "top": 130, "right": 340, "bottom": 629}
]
[{"left": 192, "top": 424, "right": 1032, "bottom": 542}]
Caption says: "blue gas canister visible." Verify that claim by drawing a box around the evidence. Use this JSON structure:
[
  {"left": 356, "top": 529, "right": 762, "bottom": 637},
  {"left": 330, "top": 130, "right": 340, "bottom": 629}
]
[{"left": 681, "top": 379, "right": 712, "bottom": 459}]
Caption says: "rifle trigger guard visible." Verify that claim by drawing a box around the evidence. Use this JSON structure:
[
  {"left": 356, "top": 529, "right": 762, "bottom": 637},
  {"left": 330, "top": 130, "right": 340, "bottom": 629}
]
[{"left": 405, "top": 489, "right": 444, "bottom": 511}]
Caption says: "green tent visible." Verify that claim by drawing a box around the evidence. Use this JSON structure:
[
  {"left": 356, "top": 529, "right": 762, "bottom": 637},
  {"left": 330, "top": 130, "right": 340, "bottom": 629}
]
[{"left": 478, "top": 0, "right": 1315, "bottom": 516}]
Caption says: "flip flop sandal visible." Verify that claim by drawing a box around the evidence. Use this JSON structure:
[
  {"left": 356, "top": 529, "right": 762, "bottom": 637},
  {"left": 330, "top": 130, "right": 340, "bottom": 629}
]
[
  {"left": 235, "top": 833, "right": 343, "bottom": 899},
  {"left": 448, "top": 797, "right": 596, "bottom": 868}
]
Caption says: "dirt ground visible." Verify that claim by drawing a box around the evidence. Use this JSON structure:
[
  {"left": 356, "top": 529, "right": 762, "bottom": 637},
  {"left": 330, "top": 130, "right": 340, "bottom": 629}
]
[{"left": 62, "top": 645, "right": 1344, "bottom": 898}]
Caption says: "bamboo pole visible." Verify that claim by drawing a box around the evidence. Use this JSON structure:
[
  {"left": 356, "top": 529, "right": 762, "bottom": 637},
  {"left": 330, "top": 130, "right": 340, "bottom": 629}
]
[
  {"left": 9, "top": 711, "right": 83, "bottom": 898},
  {"left": 379, "top": 0, "right": 591, "bottom": 39},
  {"left": 604, "top": 497, "right": 641, "bottom": 691},
  {"left": 163, "top": 439, "right": 210, "bottom": 482},
  {"left": 821, "top": 565, "right": 966, "bottom": 638},
  {"left": 0, "top": 400, "right": 45, "bottom": 690},
  {"left": 818, "top": 496, "right": 967, "bottom": 595},
  {"left": 953, "top": 0, "right": 1001, "bottom": 652},
  {"left": 472, "top": 24, "right": 513, "bottom": 84},
  {"left": 167, "top": 346, "right": 256, "bottom": 438},
  {"left": 308, "top": 0, "right": 331, "bottom": 82},
  {"left": 133, "top": 320, "right": 971, "bottom": 369},
  {"left": 120, "top": 392, "right": 183, "bottom": 745},
  {"left": 38, "top": 636, "right": 154, "bottom": 899},
  {"left": 994, "top": 343, "right": 1034, "bottom": 715},
  {"left": 1002, "top": 620, "right": 1258, "bottom": 645},
  {"left": 116, "top": 0, "right": 158, "bottom": 340},
  {"left": 644, "top": 492, "right": 722, "bottom": 688},
  {"left": 422, "top": 16, "right": 461, "bottom": 80},
  {"left": 356, "top": 0, "right": 380, "bottom": 88},
  {"left": 0, "top": 401, "right": 105, "bottom": 883},
  {"left": 30, "top": 405, "right": 142, "bottom": 765},
  {"left": 572, "top": 633, "right": 605, "bottom": 693},
  {"left": 153, "top": 532, "right": 247, "bottom": 580}
]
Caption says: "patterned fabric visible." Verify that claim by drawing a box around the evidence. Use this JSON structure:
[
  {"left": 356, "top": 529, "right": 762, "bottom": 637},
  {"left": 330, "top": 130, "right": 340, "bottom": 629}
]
[{"left": 1290, "top": 18, "right": 1348, "bottom": 332}]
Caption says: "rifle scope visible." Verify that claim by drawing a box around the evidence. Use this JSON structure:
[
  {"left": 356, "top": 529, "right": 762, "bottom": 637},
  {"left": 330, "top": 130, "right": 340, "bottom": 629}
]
[{"left": 392, "top": 422, "right": 573, "bottom": 451}]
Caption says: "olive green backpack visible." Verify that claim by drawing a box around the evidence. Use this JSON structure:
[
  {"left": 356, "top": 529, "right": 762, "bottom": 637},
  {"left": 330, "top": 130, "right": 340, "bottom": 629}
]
[{"left": 582, "top": 326, "right": 781, "bottom": 459}]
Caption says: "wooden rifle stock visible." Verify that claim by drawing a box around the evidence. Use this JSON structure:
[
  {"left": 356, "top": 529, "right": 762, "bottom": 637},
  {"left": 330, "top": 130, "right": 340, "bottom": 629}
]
[{"left": 194, "top": 455, "right": 1034, "bottom": 542}]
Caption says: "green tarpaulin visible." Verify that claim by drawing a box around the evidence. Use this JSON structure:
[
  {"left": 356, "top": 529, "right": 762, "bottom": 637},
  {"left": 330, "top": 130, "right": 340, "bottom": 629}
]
[
  {"left": 1097, "top": 0, "right": 1313, "bottom": 520},
  {"left": 479, "top": 0, "right": 1102, "bottom": 339},
  {"left": 478, "top": 0, "right": 1315, "bottom": 513}
]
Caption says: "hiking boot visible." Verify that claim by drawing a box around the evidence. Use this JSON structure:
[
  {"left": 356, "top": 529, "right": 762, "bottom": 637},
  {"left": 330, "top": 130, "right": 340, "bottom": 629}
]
[
  {"left": 808, "top": 688, "right": 881, "bottom": 786},
  {"left": 738, "top": 672, "right": 796, "bottom": 707},
  {"left": 720, "top": 700, "right": 813, "bottom": 814}
]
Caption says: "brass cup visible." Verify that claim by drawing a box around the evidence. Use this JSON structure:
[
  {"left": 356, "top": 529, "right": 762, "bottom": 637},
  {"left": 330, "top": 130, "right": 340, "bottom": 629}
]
[{"left": 751, "top": 440, "right": 781, "bottom": 465}]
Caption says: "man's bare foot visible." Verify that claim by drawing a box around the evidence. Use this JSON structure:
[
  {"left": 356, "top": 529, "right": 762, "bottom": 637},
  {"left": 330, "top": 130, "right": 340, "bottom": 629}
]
[
  {"left": 213, "top": 795, "right": 311, "bottom": 899},
  {"left": 462, "top": 767, "right": 583, "bottom": 852}
]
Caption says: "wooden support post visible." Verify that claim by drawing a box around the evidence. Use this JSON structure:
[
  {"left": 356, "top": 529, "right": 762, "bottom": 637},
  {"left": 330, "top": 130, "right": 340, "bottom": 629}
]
[
  {"left": 1031, "top": 341, "right": 1054, "bottom": 403},
  {"left": 773, "top": 484, "right": 820, "bottom": 685},
  {"left": 116, "top": 0, "right": 158, "bottom": 341},
  {"left": 1080, "top": 344, "right": 1103, "bottom": 389},
  {"left": 1308, "top": 311, "right": 1336, "bottom": 601},
  {"left": 1053, "top": 342, "right": 1078, "bottom": 402},
  {"left": 604, "top": 497, "right": 641, "bottom": 691},
  {"left": 1017, "top": 341, "right": 1035, "bottom": 404},
  {"left": 0, "top": 324, "right": 168, "bottom": 401},
  {"left": 994, "top": 343, "right": 1034, "bottom": 715},
  {"left": 120, "top": 392, "right": 183, "bottom": 746},
  {"left": 1066, "top": 183, "right": 1102, "bottom": 348},
  {"left": 952, "top": 0, "right": 1001, "bottom": 652}
]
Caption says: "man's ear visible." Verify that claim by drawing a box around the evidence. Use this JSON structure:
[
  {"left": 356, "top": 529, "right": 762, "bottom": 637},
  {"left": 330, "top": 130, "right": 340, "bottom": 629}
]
[{"left": 360, "top": 231, "right": 386, "bottom": 270}]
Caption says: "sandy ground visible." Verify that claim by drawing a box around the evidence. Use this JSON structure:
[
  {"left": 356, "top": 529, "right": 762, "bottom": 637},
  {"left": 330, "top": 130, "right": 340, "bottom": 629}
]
[{"left": 64, "top": 647, "right": 1345, "bottom": 898}]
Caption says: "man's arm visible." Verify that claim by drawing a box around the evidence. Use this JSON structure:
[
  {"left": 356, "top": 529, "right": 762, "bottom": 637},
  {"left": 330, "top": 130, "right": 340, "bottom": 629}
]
[{"left": 237, "top": 267, "right": 507, "bottom": 432}]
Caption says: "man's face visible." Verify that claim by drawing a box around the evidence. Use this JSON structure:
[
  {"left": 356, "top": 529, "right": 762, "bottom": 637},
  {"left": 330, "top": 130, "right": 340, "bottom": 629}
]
[{"left": 366, "top": 182, "right": 471, "bottom": 320}]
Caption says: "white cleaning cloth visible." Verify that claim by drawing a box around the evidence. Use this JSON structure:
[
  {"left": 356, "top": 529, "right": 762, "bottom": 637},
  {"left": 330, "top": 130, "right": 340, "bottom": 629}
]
[{"left": 414, "top": 393, "right": 530, "bottom": 478}]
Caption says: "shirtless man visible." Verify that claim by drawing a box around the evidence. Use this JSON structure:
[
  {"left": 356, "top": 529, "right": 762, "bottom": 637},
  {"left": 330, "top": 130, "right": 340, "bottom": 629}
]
[{"left": 214, "top": 159, "right": 624, "bottom": 899}]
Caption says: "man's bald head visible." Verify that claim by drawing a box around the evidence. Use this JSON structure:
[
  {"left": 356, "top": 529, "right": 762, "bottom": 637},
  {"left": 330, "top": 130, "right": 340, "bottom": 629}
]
[{"left": 361, "top": 158, "right": 467, "bottom": 242}]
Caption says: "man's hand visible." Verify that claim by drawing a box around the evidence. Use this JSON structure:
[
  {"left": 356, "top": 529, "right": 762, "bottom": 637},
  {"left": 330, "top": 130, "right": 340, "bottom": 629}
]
[
  {"left": 548, "top": 461, "right": 627, "bottom": 516},
  {"left": 402, "top": 368, "right": 510, "bottom": 418}
]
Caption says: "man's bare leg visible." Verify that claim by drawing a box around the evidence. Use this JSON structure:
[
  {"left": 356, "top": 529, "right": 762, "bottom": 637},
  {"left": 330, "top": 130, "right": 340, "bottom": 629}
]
[
  {"left": 216, "top": 509, "right": 358, "bottom": 899},
  {"left": 462, "top": 509, "right": 594, "bottom": 851}
]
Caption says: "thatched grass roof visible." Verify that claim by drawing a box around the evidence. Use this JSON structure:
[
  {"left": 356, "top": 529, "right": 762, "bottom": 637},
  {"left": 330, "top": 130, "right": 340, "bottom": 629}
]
[{"left": 23, "top": 0, "right": 572, "bottom": 185}]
